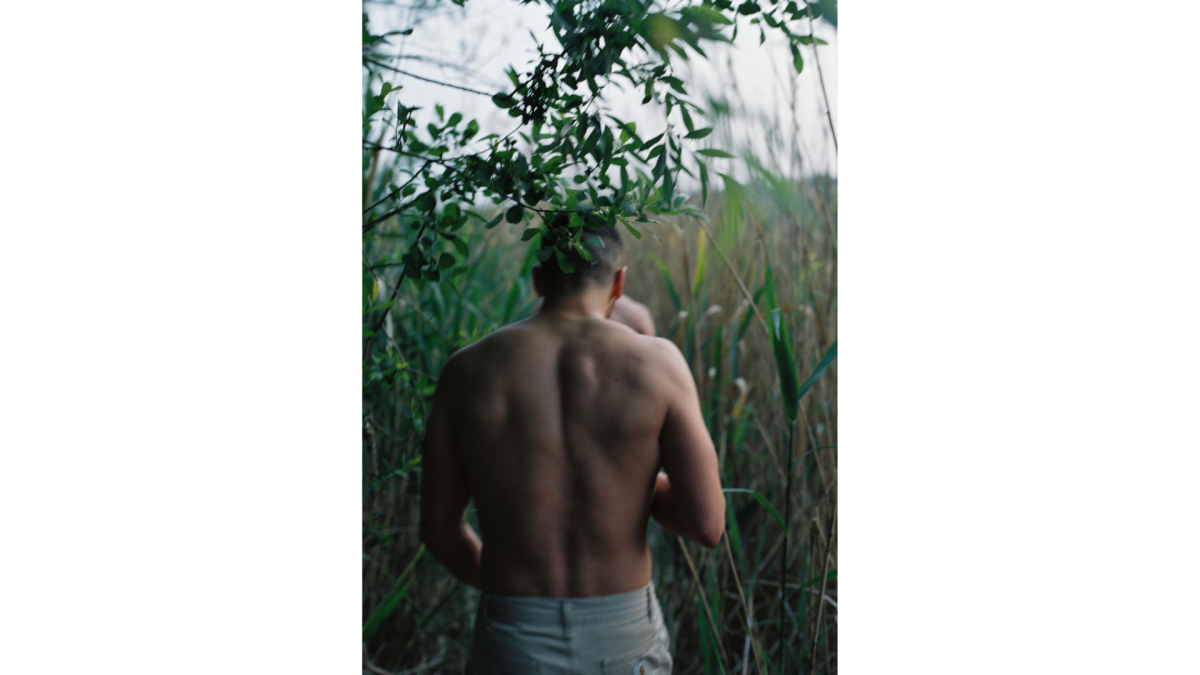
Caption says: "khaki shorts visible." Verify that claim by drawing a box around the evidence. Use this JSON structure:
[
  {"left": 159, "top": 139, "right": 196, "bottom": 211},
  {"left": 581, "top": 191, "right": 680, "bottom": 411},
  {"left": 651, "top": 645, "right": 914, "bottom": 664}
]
[{"left": 467, "top": 583, "right": 672, "bottom": 675}]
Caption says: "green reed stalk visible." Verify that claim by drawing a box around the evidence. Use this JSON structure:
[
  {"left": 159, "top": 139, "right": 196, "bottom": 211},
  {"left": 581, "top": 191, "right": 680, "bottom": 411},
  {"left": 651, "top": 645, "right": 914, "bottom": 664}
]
[{"left": 779, "top": 420, "right": 796, "bottom": 674}]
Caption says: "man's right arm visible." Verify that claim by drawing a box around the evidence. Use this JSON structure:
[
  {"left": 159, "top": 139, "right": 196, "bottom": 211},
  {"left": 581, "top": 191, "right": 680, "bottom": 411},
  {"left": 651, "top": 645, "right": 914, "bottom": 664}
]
[
  {"left": 418, "top": 356, "right": 484, "bottom": 589},
  {"left": 649, "top": 339, "right": 725, "bottom": 547}
]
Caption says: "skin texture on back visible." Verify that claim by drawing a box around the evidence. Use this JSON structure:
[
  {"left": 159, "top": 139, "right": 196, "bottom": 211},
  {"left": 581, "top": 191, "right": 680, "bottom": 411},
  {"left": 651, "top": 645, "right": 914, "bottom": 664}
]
[
  {"left": 428, "top": 314, "right": 682, "bottom": 596},
  {"left": 420, "top": 257, "right": 725, "bottom": 600}
]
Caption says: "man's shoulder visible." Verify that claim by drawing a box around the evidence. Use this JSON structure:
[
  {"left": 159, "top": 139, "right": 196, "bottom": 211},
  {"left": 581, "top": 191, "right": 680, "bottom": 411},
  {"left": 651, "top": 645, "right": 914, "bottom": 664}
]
[
  {"left": 602, "top": 326, "right": 686, "bottom": 375},
  {"left": 439, "top": 322, "right": 527, "bottom": 380}
]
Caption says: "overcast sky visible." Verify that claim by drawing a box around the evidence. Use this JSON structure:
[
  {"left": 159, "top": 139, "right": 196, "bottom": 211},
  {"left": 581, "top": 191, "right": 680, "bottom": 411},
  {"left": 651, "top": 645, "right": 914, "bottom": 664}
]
[{"left": 365, "top": 0, "right": 838, "bottom": 184}]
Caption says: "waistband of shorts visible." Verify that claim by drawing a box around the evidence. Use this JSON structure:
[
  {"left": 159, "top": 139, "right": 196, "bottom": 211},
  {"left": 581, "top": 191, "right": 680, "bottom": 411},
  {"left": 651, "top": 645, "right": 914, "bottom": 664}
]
[{"left": 480, "top": 582, "right": 660, "bottom": 627}]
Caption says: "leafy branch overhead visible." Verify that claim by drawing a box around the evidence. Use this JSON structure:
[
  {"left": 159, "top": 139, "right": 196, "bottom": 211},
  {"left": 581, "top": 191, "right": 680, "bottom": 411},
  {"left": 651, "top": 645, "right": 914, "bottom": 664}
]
[{"left": 363, "top": 0, "right": 833, "bottom": 283}]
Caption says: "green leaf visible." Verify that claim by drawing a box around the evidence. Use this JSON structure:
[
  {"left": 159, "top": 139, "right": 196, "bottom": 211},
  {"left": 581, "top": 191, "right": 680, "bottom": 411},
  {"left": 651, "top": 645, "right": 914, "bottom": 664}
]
[
  {"left": 769, "top": 308, "right": 801, "bottom": 424},
  {"left": 680, "top": 5, "right": 733, "bottom": 25},
  {"left": 762, "top": 251, "right": 800, "bottom": 423},
  {"left": 790, "top": 42, "right": 804, "bottom": 74},
  {"left": 451, "top": 237, "right": 469, "bottom": 258},
  {"left": 484, "top": 213, "right": 504, "bottom": 229},
  {"left": 573, "top": 238, "right": 594, "bottom": 262},
  {"left": 554, "top": 248, "right": 575, "bottom": 273},
  {"left": 696, "top": 148, "right": 733, "bottom": 158},
  {"left": 506, "top": 204, "right": 525, "bottom": 223},
  {"left": 796, "top": 336, "right": 864, "bottom": 398},
  {"left": 447, "top": 112, "right": 462, "bottom": 127},
  {"left": 685, "top": 127, "right": 713, "bottom": 140},
  {"left": 520, "top": 227, "right": 540, "bottom": 241},
  {"left": 438, "top": 252, "right": 455, "bottom": 269},
  {"left": 364, "top": 299, "right": 397, "bottom": 314},
  {"left": 737, "top": 1, "right": 761, "bottom": 15},
  {"left": 649, "top": 253, "right": 680, "bottom": 312},
  {"left": 723, "top": 488, "right": 785, "bottom": 530},
  {"left": 492, "top": 93, "right": 516, "bottom": 109},
  {"left": 362, "top": 545, "right": 424, "bottom": 639},
  {"left": 681, "top": 107, "right": 695, "bottom": 133},
  {"left": 662, "top": 76, "right": 687, "bottom": 95},
  {"left": 622, "top": 220, "right": 643, "bottom": 240}
]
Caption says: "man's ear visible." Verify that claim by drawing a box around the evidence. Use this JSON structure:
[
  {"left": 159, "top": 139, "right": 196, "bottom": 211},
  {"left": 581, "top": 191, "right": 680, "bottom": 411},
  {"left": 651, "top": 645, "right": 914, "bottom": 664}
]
[
  {"left": 532, "top": 264, "right": 546, "bottom": 298},
  {"left": 611, "top": 266, "right": 627, "bottom": 301}
]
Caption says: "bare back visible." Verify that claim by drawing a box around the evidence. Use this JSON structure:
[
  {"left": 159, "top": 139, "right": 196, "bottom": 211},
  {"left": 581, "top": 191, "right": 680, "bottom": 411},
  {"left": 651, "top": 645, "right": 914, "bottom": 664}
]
[{"left": 436, "top": 314, "right": 682, "bottom": 597}]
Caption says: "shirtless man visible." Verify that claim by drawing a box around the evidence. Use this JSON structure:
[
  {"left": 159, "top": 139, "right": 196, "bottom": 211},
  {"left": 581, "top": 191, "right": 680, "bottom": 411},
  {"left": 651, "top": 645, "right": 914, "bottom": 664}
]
[{"left": 419, "top": 219, "right": 724, "bottom": 674}]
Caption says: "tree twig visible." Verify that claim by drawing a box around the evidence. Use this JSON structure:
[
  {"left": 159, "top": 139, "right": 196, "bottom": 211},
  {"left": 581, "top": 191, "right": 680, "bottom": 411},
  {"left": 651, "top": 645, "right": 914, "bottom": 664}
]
[
  {"left": 365, "top": 57, "right": 493, "bottom": 96},
  {"left": 365, "top": 159, "right": 434, "bottom": 215},
  {"left": 360, "top": 141, "right": 561, "bottom": 216},
  {"left": 363, "top": 199, "right": 419, "bottom": 233}
]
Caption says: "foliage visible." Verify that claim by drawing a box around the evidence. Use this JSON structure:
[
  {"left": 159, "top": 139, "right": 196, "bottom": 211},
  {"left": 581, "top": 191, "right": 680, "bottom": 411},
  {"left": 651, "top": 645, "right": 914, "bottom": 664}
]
[
  {"left": 362, "top": 0, "right": 832, "bottom": 287},
  {"left": 362, "top": 0, "right": 838, "bottom": 672}
]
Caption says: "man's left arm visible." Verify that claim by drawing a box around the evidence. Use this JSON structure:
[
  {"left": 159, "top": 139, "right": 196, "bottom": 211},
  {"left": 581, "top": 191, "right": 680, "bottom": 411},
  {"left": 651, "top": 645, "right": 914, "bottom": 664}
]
[
  {"left": 612, "top": 296, "right": 656, "bottom": 335},
  {"left": 418, "top": 369, "right": 483, "bottom": 589}
]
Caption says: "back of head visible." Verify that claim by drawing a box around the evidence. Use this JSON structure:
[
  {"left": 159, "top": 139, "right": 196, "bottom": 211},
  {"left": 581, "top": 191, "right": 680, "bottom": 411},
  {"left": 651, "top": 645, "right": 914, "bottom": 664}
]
[{"left": 537, "top": 212, "right": 624, "bottom": 296}]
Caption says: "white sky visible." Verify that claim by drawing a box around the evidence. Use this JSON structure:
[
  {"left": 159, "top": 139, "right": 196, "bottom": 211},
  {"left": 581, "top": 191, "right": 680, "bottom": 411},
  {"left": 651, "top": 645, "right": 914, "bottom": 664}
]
[{"left": 365, "top": 0, "right": 837, "bottom": 186}]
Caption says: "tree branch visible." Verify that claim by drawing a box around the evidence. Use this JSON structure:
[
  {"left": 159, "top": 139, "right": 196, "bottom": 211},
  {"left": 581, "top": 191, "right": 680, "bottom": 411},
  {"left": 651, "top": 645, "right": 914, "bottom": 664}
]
[
  {"left": 365, "top": 58, "right": 493, "bottom": 97},
  {"left": 364, "top": 158, "right": 434, "bottom": 215},
  {"left": 363, "top": 198, "right": 418, "bottom": 234},
  {"left": 362, "top": 141, "right": 568, "bottom": 217}
]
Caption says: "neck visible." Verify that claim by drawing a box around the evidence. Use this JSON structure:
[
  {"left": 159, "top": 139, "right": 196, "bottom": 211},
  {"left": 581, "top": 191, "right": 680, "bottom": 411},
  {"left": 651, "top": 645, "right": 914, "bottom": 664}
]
[{"left": 538, "top": 289, "right": 614, "bottom": 320}]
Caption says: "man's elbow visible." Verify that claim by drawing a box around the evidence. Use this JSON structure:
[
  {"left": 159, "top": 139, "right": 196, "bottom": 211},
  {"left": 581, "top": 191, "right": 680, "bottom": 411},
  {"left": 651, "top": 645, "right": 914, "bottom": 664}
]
[
  {"left": 418, "top": 519, "right": 444, "bottom": 552},
  {"left": 695, "top": 511, "right": 726, "bottom": 548}
]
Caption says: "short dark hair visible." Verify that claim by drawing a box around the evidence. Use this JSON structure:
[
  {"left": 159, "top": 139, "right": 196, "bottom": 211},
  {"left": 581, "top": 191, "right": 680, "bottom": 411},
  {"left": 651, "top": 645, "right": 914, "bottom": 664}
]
[{"left": 537, "top": 212, "right": 624, "bottom": 294}]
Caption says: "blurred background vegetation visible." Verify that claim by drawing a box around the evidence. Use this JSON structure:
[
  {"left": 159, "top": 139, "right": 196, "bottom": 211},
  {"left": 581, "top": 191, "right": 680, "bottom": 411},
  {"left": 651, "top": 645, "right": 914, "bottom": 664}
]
[{"left": 363, "top": 0, "right": 836, "bottom": 673}]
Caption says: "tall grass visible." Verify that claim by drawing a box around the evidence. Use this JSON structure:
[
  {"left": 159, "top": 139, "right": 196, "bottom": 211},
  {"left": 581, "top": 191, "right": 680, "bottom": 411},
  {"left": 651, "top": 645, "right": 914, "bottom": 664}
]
[{"left": 362, "top": 163, "right": 836, "bottom": 674}]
